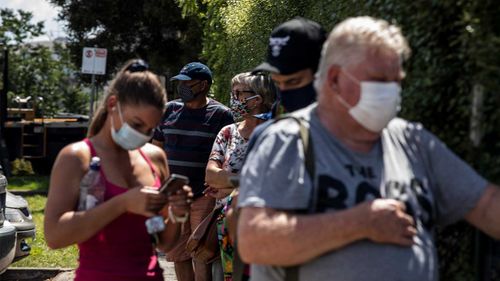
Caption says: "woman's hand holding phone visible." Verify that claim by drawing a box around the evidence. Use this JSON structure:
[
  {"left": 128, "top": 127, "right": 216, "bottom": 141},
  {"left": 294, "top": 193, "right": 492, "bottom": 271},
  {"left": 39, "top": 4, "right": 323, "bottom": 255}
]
[
  {"left": 167, "top": 185, "right": 192, "bottom": 218},
  {"left": 159, "top": 174, "right": 193, "bottom": 222},
  {"left": 124, "top": 186, "right": 168, "bottom": 217}
]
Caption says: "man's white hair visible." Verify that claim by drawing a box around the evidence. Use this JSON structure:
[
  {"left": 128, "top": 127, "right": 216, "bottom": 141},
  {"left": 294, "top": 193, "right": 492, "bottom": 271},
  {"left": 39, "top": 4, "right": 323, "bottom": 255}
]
[{"left": 314, "top": 16, "right": 411, "bottom": 91}]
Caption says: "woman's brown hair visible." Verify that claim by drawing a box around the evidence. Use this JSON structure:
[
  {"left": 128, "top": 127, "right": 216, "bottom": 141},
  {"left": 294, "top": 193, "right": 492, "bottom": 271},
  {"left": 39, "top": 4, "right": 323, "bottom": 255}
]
[{"left": 87, "top": 59, "right": 167, "bottom": 137}]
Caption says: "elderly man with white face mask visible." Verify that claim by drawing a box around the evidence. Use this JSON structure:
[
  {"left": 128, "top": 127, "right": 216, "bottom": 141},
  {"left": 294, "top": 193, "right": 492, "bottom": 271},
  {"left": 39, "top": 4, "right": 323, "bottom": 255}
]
[{"left": 236, "top": 16, "right": 500, "bottom": 281}]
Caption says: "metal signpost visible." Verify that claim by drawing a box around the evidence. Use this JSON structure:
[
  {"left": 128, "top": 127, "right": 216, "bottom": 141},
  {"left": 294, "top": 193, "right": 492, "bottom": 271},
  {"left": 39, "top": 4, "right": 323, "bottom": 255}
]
[{"left": 81, "top": 47, "right": 107, "bottom": 119}]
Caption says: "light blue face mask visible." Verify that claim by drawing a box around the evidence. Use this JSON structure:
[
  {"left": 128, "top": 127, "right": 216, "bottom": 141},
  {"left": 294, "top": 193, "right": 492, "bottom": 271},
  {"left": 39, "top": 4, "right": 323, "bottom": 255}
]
[{"left": 110, "top": 102, "right": 152, "bottom": 150}]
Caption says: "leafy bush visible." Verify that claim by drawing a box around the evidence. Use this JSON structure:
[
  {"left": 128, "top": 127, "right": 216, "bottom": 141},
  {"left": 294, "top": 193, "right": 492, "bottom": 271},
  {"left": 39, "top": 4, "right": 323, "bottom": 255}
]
[{"left": 11, "top": 158, "right": 35, "bottom": 176}]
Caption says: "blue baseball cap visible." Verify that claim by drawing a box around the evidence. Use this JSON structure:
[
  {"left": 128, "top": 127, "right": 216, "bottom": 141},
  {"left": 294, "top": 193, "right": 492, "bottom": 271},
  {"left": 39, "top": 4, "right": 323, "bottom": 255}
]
[{"left": 170, "top": 62, "right": 213, "bottom": 84}]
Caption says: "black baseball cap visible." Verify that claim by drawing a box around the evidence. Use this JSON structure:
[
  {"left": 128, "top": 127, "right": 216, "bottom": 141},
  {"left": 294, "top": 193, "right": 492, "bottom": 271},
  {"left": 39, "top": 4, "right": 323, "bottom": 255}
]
[
  {"left": 170, "top": 62, "right": 213, "bottom": 84},
  {"left": 253, "top": 17, "right": 327, "bottom": 75}
]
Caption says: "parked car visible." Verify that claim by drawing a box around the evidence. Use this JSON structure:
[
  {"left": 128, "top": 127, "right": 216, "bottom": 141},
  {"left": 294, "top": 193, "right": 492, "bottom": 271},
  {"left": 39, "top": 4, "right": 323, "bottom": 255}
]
[
  {"left": 6, "top": 191, "right": 36, "bottom": 261},
  {"left": 0, "top": 171, "right": 16, "bottom": 274},
  {"left": 0, "top": 165, "right": 36, "bottom": 274}
]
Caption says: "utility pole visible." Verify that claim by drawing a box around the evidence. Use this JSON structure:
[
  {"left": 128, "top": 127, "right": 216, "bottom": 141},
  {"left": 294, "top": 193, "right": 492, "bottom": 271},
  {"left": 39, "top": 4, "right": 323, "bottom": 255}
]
[{"left": 90, "top": 69, "right": 96, "bottom": 118}]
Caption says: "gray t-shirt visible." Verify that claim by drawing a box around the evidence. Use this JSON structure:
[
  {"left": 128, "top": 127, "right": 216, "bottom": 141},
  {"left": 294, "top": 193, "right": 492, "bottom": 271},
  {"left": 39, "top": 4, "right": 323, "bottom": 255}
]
[{"left": 238, "top": 103, "right": 488, "bottom": 281}]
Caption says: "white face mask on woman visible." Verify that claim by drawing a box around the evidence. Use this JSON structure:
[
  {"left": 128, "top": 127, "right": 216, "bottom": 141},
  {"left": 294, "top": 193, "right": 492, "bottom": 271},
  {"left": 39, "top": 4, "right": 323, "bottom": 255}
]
[
  {"left": 110, "top": 102, "right": 152, "bottom": 150},
  {"left": 336, "top": 69, "right": 401, "bottom": 132}
]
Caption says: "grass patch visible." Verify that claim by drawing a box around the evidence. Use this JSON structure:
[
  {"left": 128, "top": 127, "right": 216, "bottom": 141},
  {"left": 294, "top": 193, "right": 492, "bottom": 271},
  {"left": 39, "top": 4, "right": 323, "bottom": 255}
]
[
  {"left": 7, "top": 176, "right": 50, "bottom": 192},
  {"left": 11, "top": 195, "right": 78, "bottom": 268}
]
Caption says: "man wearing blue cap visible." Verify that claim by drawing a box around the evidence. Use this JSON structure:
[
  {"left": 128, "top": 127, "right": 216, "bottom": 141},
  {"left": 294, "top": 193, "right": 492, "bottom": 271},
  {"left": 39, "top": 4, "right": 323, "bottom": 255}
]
[{"left": 153, "top": 62, "right": 234, "bottom": 281}]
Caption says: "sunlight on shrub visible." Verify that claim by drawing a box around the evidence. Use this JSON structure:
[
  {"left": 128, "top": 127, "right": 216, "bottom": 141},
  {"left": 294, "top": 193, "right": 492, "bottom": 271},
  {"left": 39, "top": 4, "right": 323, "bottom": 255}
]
[{"left": 11, "top": 158, "right": 35, "bottom": 176}]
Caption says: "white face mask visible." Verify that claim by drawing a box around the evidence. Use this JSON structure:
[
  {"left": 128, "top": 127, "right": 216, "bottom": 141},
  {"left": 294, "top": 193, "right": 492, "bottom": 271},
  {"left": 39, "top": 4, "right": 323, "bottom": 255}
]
[
  {"left": 110, "top": 102, "right": 152, "bottom": 150},
  {"left": 337, "top": 69, "right": 401, "bottom": 132}
]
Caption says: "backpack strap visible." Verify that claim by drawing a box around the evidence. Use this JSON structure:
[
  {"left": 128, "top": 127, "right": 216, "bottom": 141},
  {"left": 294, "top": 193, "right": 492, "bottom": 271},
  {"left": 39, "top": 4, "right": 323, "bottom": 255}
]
[
  {"left": 275, "top": 115, "right": 316, "bottom": 214},
  {"left": 279, "top": 116, "right": 313, "bottom": 281},
  {"left": 234, "top": 115, "right": 315, "bottom": 281},
  {"left": 295, "top": 117, "right": 315, "bottom": 192},
  {"left": 249, "top": 115, "right": 315, "bottom": 183},
  {"left": 285, "top": 266, "right": 300, "bottom": 281}
]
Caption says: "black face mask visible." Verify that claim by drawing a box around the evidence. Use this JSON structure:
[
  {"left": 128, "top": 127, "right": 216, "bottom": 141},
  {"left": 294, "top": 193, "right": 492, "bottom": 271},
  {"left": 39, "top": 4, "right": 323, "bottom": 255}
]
[
  {"left": 178, "top": 82, "right": 202, "bottom": 103},
  {"left": 278, "top": 82, "right": 317, "bottom": 112}
]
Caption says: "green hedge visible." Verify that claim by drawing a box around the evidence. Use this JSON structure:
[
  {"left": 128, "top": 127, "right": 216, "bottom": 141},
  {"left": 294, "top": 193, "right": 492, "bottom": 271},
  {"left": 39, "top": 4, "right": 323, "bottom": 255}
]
[
  {"left": 184, "top": 0, "right": 500, "bottom": 179},
  {"left": 180, "top": 0, "right": 500, "bottom": 279}
]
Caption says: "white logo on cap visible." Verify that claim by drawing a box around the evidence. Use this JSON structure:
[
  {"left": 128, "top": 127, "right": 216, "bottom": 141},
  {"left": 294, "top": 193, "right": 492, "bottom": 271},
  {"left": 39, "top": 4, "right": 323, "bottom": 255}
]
[{"left": 269, "top": 36, "right": 290, "bottom": 57}]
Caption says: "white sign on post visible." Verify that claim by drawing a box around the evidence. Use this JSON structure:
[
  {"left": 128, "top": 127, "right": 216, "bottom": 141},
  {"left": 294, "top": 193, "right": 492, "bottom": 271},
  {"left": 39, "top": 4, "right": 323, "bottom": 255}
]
[{"left": 81, "top": 47, "right": 107, "bottom": 75}]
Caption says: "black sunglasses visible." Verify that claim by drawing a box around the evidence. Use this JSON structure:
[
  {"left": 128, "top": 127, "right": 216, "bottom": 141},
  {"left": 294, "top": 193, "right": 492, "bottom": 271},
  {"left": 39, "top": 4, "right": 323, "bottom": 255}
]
[
  {"left": 231, "top": 89, "right": 256, "bottom": 99},
  {"left": 126, "top": 59, "right": 149, "bottom": 72}
]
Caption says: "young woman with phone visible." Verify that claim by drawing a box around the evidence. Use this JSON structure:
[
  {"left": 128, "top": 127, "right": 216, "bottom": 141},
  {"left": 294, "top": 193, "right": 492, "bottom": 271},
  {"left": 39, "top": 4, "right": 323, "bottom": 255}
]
[
  {"left": 44, "top": 59, "right": 192, "bottom": 281},
  {"left": 205, "top": 72, "right": 276, "bottom": 281}
]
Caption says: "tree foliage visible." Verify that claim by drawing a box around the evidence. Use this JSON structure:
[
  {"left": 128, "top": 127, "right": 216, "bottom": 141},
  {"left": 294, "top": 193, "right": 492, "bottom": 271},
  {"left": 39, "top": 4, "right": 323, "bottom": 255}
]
[
  {"left": 49, "top": 0, "right": 204, "bottom": 92},
  {"left": 1, "top": 8, "right": 87, "bottom": 116},
  {"left": 0, "top": 9, "right": 44, "bottom": 45}
]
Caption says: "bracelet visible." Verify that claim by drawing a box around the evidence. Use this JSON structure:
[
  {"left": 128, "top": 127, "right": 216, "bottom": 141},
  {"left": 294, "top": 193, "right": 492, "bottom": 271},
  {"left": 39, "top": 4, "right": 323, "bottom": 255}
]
[{"left": 168, "top": 206, "right": 189, "bottom": 223}]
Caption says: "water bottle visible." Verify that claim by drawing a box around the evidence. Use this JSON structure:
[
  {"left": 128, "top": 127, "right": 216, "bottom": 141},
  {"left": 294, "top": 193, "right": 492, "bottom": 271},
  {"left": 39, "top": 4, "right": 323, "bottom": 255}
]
[{"left": 78, "top": 156, "right": 105, "bottom": 211}]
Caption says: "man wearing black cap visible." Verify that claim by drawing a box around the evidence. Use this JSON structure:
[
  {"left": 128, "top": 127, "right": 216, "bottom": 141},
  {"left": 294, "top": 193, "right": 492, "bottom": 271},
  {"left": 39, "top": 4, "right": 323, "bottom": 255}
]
[
  {"left": 253, "top": 17, "right": 327, "bottom": 113},
  {"left": 241, "top": 18, "right": 326, "bottom": 167},
  {"left": 153, "top": 62, "right": 234, "bottom": 281},
  {"left": 220, "top": 17, "right": 327, "bottom": 281}
]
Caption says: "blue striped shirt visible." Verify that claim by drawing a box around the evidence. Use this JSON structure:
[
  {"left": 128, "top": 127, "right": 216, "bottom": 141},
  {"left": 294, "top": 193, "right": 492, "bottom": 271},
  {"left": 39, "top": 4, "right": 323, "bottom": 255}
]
[{"left": 153, "top": 99, "right": 234, "bottom": 196}]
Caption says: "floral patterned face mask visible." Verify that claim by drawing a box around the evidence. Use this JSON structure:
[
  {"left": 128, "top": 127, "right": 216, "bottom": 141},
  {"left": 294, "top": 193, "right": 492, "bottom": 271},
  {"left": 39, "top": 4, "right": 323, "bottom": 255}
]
[{"left": 230, "top": 95, "right": 259, "bottom": 120}]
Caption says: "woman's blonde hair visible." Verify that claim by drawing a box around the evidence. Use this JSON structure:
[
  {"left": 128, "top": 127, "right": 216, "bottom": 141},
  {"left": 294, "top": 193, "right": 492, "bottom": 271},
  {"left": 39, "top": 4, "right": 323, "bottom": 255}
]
[
  {"left": 87, "top": 59, "right": 167, "bottom": 137},
  {"left": 231, "top": 72, "right": 276, "bottom": 113}
]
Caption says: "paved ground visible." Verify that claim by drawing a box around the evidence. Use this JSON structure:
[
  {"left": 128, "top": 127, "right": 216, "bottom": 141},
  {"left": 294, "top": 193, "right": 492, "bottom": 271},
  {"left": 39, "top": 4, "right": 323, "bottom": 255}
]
[
  {"left": 1, "top": 256, "right": 178, "bottom": 281},
  {"left": 159, "top": 256, "right": 178, "bottom": 281},
  {"left": 52, "top": 256, "right": 178, "bottom": 280}
]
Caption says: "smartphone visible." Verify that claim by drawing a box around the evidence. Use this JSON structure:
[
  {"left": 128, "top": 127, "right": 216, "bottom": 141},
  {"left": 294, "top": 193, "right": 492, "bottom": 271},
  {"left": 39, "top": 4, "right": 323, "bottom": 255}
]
[{"left": 159, "top": 174, "right": 189, "bottom": 195}]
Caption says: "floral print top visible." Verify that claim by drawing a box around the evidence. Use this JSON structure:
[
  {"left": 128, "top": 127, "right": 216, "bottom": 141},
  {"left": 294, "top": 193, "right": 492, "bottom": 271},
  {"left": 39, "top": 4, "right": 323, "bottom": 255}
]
[
  {"left": 209, "top": 123, "right": 249, "bottom": 281},
  {"left": 209, "top": 123, "right": 248, "bottom": 174}
]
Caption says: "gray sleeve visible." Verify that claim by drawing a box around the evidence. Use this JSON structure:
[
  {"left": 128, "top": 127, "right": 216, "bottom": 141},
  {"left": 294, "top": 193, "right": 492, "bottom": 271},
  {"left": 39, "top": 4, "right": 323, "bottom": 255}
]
[
  {"left": 419, "top": 128, "right": 488, "bottom": 226},
  {"left": 238, "top": 122, "right": 313, "bottom": 210}
]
